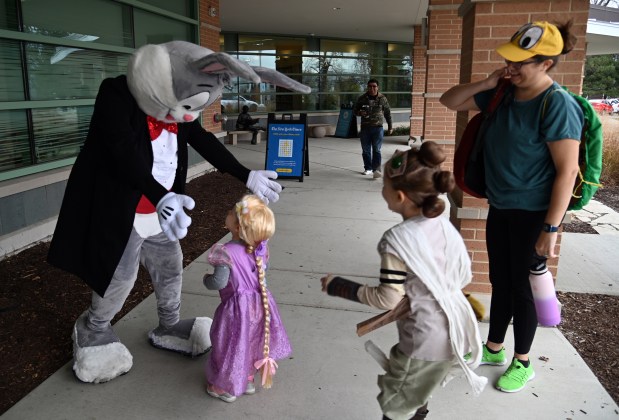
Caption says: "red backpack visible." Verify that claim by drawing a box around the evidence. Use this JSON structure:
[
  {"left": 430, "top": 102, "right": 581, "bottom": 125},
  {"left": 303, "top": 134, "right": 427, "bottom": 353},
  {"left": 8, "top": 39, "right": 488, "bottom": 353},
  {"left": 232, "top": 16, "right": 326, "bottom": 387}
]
[{"left": 453, "top": 79, "right": 511, "bottom": 198}]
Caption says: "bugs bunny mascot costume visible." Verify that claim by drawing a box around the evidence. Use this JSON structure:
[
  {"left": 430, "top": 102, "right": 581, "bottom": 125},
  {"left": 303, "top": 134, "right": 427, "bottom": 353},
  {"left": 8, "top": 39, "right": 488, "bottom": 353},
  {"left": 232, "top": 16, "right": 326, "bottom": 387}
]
[{"left": 48, "top": 41, "right": 310, "bottom": 383}]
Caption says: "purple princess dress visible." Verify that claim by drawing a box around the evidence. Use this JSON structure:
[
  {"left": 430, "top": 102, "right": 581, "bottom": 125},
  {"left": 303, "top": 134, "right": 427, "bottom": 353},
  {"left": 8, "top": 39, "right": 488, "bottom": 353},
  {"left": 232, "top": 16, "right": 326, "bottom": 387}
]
[{"left": 206, "top": 241, "right": 292, "bottom": 396}]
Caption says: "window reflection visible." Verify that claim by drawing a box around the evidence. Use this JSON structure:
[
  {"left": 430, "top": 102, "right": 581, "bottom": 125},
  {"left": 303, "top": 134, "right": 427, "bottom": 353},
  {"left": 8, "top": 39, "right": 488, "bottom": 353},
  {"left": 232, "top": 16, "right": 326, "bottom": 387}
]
[
  {"left": 0, "top": 0, "right": 197, "bottom": 178},
  {"left": 0, "top": 39, "right": 25, "bottom": 102},
  {"left": 221, "top": 34, "right": 412, "bottom": 112},
  {"left": 32, "top": 106, "right": 92, "bottom": 163},
  {"left": 21, "top": 0, "right": 133, "bottom": 48},
  {"left": 134, "top": 9, "right": 196, "bottom": 46},
  {"left": 0, "top": 111, "right": 31, "bottom": 171},
  {"left": 26, "top": 44, "right": 127, "bottom": 101},
  {"left": 138, "top": 0, "right": 196, "bottom": 18}
]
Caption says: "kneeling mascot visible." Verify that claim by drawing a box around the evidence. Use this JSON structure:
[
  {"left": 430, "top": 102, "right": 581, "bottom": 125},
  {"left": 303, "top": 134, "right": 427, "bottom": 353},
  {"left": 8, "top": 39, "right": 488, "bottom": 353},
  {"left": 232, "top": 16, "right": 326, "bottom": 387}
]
[{"left": 48, "top": 41, "right": 310, "bottom": 383}]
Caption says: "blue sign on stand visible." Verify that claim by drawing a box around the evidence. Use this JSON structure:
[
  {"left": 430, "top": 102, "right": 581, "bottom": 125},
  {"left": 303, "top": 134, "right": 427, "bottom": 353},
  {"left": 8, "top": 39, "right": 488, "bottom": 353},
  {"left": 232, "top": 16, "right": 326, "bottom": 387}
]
[
  {"left": 265, "top": 113, "right": 308, "bottom": 182},
  {"left": 334, "top": 105, "right": 358, "bottom": 138}
]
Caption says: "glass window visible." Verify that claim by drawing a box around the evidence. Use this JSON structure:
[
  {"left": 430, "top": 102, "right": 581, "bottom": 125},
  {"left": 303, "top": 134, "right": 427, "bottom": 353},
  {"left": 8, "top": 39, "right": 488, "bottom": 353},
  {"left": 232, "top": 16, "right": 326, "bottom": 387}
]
[
  {"left": 388, "top": 43, "right": 413, "bottom": 57},
  {"left": 0, "top": 39, "right": 25, "bottom": 101},
  {"left": 139, "top": 0, "right": 196, "bottom": 18},
  {"left": 0, "top": 0, "right": 199, "bottom": 178},
  {"left": 31, "top": 106, "right": 92, "bottom": 163},
  {"left": 26, "top": 44, "right": 128, "bottom": 101},
  {"left": 222, "top": 33, "right": 412, "bottom": 112},
  {"left": 21, "top": 0, "right": 133, "bottom": 48},
  {"left": 134, "top": 9, "right": 196, "bottom": 46},
  {"left": 238, "top": 36, "right": 306, "bottom": 54},
  {"left": 320, "top": 39, "right": 387, "bottom": 57},
  {"left": 0, "top": 0, "right": 18, "bottom": 30},
  {"left": 0, "top": 111, "right": 32, "bottom": 172}
]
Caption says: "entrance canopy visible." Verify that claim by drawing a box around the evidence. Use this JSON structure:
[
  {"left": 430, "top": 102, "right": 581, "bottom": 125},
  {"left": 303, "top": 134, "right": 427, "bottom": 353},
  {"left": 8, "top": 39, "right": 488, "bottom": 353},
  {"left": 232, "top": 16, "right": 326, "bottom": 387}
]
[{"left": 587, "top": 4, "right": 619, "bottom": 55}]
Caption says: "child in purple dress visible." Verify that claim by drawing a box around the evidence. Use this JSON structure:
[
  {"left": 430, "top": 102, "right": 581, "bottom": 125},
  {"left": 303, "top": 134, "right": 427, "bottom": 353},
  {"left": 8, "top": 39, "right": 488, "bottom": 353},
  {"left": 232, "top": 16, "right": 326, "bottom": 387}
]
[{"left": 203, "top": 194, "right": 291, "bottom": 402}]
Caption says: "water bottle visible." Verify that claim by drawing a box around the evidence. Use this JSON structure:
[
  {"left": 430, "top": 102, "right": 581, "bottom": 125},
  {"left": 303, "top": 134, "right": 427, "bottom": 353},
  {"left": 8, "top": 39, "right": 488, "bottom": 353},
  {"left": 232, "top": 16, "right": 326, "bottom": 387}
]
[{"left": 529, "top": 257, "right": 561, "bottom": 326}]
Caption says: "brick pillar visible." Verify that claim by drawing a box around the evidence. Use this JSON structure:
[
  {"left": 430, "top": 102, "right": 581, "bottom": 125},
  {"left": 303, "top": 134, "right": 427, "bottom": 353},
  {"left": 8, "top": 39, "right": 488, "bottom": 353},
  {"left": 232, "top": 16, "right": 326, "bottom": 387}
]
[
  {"left": 410, "top": 25, "right": 427, "bottom": 142},
  {"left": 424, "top": 0, "right": 464, "bottom": 171},
  {"left": 199, "top": 0, "right": 223, "bottom": 134},
  {"left": 452, "top": 0, "right": 591, "bottom": 292}
]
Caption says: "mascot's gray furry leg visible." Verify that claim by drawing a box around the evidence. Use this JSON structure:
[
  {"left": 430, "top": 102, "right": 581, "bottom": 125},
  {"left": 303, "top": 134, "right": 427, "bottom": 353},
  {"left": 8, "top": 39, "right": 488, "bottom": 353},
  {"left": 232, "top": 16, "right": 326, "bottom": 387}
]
[
  {"left": 71, "top": 231, "right": 145, "bottom": 383},
  {"left": 143, "top": 232, "right": 212, "bottom": 356}
]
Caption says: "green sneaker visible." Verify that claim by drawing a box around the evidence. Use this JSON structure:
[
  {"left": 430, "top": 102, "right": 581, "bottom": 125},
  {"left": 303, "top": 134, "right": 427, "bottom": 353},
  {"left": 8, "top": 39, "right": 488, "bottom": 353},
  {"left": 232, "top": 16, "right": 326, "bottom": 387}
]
[
  {"left": 481, "top": 344, "right": 507, "bottom": 366},
  {"left": 496, "top": 358, "right": 535, "bottom": 393}
]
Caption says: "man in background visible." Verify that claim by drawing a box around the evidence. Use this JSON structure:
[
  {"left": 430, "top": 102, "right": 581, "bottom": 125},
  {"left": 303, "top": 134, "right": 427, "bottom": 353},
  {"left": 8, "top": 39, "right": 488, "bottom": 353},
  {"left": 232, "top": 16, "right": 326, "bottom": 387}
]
[{"left": 353, "top": 79, "right": 393, "bottom": 178}]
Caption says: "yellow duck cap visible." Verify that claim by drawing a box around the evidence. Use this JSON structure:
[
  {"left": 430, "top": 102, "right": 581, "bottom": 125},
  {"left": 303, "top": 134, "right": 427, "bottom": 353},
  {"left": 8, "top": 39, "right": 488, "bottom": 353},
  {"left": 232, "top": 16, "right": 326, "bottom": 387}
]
[{"left": 496, "top": 21, "right": 563, "bottom": 62}]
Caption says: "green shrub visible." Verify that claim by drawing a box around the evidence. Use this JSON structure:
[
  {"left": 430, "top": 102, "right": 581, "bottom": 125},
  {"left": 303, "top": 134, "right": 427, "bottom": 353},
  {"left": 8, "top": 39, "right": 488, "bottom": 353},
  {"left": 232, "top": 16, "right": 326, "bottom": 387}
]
[{"left": 388, "top": 125, "right": 411, "bottom": 136}]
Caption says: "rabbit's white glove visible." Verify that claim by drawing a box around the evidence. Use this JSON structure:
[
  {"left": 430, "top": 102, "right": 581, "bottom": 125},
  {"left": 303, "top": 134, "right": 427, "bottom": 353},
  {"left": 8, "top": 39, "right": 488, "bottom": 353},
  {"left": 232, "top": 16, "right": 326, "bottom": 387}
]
[
  {"left": 246, "top": 170, "right": 282, "bottom": 204},
  {"left": 156, "top": 192, "right": 195, "bottom": 241}
]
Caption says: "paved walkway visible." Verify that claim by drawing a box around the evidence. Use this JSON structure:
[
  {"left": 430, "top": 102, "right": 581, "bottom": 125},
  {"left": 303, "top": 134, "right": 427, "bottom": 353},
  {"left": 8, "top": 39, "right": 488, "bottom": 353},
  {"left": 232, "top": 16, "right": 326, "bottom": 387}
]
[
  {"left": 572, "top": 200, "right": 619, "bottom": 236},
  {"left": 3, "top": 135, "right": 618, "bottom": 420},
  {"left": 558, "top": 199, "right": 619, "bottom": 296}
]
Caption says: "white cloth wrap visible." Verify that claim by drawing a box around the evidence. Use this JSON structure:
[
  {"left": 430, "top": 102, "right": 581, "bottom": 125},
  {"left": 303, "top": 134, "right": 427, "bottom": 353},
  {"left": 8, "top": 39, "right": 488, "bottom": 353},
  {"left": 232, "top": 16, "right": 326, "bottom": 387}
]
[{"left": 381, "top": 217, "right": 487, "bottom": 396}]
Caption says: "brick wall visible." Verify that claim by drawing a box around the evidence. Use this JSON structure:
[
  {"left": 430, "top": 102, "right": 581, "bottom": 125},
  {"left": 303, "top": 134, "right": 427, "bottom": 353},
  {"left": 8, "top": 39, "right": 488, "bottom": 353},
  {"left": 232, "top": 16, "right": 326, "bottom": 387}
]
[{"left": 199, "top": 0, "right": 223, "bottom": 134}]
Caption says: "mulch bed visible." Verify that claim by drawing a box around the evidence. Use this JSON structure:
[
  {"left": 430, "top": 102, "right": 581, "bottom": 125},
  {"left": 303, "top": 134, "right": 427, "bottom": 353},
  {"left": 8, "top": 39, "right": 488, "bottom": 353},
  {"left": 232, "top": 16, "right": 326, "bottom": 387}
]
[{"left": 0, "top": 174, "right": 617, "bottom": 415}]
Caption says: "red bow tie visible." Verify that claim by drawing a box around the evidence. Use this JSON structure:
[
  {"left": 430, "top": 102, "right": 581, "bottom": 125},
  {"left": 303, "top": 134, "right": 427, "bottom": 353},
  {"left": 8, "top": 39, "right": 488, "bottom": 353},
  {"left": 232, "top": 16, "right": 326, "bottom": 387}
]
[{"left": 147, "top": 116, "right": 178, "bottom": 140}]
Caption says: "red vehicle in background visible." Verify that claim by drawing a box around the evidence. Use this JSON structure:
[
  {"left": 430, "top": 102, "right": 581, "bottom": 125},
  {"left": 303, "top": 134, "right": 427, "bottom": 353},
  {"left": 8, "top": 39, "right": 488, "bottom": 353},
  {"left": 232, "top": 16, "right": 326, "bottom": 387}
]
[{"left": 589, "top": 99, "right": 615, "bottom": 115}]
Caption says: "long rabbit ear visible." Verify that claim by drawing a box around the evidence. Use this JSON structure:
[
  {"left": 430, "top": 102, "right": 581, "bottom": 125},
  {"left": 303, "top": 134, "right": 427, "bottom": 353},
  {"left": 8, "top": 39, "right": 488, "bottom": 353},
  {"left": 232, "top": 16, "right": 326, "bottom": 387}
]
[
  {"left": 193, "top": 52, "right": 261, "bottom": 83},
  {"left": 252, "top": 67, "right": 311, "bottom": 93}
]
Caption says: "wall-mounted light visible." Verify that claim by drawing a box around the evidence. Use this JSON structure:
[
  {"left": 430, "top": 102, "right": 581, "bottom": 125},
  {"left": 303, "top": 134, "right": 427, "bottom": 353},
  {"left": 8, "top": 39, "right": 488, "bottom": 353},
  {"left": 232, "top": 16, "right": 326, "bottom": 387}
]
[
  {"left": 213, "top": 113, "right": 228, "bottom": 123},
  {"left": 208, "top": 6, "right": 217, "bottom": 17}
]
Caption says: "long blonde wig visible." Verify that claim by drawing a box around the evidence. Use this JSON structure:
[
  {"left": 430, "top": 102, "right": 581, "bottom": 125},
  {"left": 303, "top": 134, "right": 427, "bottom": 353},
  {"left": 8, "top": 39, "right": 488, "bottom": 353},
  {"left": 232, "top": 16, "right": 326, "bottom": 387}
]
[{"left": 234, "top": 194, "right": 278, "bottom": 388}]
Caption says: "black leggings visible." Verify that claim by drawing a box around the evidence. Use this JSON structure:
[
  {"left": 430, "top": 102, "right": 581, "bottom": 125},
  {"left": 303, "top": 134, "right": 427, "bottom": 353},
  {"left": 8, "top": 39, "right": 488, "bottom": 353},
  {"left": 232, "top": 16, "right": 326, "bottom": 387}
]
[{"left": 486, "top": 206, "right": 546, "bottom": 355}]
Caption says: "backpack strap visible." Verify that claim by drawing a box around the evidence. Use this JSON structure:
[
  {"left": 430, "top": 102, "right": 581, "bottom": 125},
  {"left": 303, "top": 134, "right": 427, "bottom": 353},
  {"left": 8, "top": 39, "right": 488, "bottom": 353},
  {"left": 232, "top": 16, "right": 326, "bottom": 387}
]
[
  {"left": 485, "top": 78, "right": 511, "bottom": 115},
  {"left": 540, "top": 85, "right": 563, "bottom": 122}
]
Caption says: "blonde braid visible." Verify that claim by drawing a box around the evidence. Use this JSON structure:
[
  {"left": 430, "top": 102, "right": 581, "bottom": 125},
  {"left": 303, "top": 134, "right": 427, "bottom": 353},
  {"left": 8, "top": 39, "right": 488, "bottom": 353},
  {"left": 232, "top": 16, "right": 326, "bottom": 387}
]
[
  {"left": 236, "top": 194, "right": 277, "bottom": 388},
  {"left": 256, "top": 255, "right": 273, "bottom": 385}
]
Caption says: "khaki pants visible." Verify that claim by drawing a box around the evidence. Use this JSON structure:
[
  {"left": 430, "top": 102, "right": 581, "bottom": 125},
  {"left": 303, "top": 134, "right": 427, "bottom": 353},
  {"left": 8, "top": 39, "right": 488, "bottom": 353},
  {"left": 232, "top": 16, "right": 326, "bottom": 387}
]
[{"left": 378, "top": 345, "right": 452, "bottom": 420}]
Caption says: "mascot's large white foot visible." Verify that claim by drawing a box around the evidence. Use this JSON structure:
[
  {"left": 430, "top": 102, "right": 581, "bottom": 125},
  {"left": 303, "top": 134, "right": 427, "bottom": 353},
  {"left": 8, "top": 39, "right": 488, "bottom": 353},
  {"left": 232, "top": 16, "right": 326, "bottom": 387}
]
[
  {"left": 148, "top": 317, "right": 212, "bottom": 356},
  {"left": 72, "top": 312, "right": 133, "bottom": 383}
]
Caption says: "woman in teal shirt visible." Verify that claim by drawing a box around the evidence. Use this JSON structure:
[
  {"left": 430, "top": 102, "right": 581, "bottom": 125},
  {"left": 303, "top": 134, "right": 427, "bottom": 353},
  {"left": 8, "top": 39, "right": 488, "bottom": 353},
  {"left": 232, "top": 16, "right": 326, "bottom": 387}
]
[{"left": 440, "top": 21, "right": 582, "bottom": 393}]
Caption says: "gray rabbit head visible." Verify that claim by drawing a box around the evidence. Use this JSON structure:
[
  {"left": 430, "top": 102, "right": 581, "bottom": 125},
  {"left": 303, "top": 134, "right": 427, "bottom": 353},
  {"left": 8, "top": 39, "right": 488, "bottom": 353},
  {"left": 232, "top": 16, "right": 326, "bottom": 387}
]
[{"left": 127, "top": 41, "right": 311, "bottom": 123}]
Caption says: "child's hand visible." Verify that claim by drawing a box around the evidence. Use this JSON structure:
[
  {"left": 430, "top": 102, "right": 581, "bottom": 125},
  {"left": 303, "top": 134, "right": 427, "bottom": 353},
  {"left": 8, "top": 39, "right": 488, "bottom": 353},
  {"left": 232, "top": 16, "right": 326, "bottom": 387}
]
[{"left": 320, "top": 274, "right": 334, "bottom": 292}]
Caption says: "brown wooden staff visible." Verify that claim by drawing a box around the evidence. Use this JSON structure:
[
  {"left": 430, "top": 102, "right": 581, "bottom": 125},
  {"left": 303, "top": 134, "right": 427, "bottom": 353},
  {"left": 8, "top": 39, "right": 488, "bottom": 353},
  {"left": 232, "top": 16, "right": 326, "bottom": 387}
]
[{"left": 356, "top": 297, "right": 410, "bottom": 337}]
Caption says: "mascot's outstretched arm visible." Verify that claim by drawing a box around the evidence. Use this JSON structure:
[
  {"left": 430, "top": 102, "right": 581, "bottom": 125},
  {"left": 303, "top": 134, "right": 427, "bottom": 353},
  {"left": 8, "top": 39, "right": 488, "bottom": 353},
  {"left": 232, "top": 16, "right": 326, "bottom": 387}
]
[{"left": 49, "top": 40, "right": 310, "bottom": 384}]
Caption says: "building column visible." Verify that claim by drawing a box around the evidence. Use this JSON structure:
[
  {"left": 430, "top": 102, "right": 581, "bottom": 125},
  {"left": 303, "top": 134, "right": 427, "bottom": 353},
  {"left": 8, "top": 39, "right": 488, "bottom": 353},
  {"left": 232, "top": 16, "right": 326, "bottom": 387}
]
[
  {"left": 199, "top": 0, "right": 223, "bottom": 134},
  {"left": 410, "top": 25, "right": 427, "bottom": 142},
  {"left": 423, "top": 0, "right": 465, "bottom": 163}
]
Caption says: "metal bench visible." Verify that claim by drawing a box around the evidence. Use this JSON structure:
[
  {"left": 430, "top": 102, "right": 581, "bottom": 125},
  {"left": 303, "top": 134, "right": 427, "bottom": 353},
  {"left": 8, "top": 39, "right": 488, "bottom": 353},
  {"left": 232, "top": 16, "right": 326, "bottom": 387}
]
[{"left": 226, "top": 130, "right": 262, "bottom": 145}]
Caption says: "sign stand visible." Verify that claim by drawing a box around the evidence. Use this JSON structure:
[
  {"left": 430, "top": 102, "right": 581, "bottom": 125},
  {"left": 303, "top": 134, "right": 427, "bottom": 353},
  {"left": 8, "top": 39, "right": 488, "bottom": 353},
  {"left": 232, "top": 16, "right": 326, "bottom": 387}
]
[
  {"left": 265, "top": 113, "right": 309, "bottom": 182},
  {"left": 334, "top": 105, "right": 358, "bottom": 138}
]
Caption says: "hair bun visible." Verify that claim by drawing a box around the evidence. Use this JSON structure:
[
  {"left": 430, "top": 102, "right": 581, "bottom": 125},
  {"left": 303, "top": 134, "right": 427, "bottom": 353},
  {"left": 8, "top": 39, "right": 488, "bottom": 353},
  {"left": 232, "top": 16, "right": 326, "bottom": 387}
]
[
  {"left": 434, "top": 171, "right": 455, "bottom": 194},
  {"left": 422, "top": 196, "right": 445, "bottom": 218},
  {"left": 419, "top": 141, "right": 446, "bottom": 167}
]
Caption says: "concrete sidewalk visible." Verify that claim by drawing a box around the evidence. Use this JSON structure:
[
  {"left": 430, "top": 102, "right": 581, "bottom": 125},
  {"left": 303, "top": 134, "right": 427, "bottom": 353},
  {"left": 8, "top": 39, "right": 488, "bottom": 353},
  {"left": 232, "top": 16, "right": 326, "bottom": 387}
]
[{"left": 3, "top": 135, "right": 618, "bottom": 420}]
